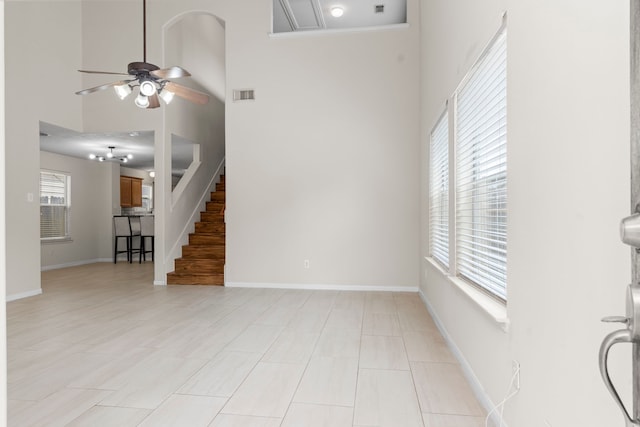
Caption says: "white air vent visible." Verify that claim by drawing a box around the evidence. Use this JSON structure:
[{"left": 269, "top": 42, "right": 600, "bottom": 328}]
[
  {"left": 375, "top": 4, "right": 384, "bottom": 13},
  {"left": 233, "top": 89, "right": 255, "bottom": 101}
]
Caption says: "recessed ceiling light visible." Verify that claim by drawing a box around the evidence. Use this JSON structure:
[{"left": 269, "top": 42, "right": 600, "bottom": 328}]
[{"left": 330, "top": 6, "right": 344, "bottom": 17}]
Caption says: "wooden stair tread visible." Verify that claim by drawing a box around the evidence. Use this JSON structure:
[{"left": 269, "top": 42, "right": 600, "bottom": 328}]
[
  {"left": 193, "top": 227, "right": 224, "bottom": 231},
  {"left": 174, "top": 258, "right": 225, "bottom": 270},
  {"left": 200, "top": 212, "right": 224, "bottom": 222},
  {"left": 181, "top": 246, "right": 225, "bottom": 259},
  {"left": 195, "top": 223, "right": 225, "bottom": 233},
  {"left": 167, "top": 272, "right": 224, "bottom": 286},
  {"left": 205, "top": 202, "right": 225, "bottom": 213},
  {"left": 175, "top": 266, "right": 224, "bottom": 275},
  {"left": 189, "top": 234, "right": 225, "bottom": 245}
]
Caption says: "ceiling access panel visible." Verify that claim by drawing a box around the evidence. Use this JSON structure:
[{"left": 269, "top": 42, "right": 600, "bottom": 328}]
[
  {"left": 273, "top": 0, "right": 295, "bottom": 32},
  {"left": 278, "top": 0, "right": 326, "bottom": 31}
]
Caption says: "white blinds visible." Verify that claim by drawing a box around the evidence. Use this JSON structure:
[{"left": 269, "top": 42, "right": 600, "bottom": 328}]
[
  {"left": 429, "top": 112, "right": 449, "bottom": 268},
  {"left": 456, "top": 28, "right": 507, "bottom": 300},
  {"left": 40, "top": 171, "right": 70, "bottom": 239}
]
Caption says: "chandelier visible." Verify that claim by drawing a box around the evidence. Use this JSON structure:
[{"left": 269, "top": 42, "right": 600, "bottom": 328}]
[{"left": 89, "top": 146, "right": 133, "bottom": 163}]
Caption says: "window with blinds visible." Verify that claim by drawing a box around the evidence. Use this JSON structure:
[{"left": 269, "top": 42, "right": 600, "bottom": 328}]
[
  {"left": 429, "top": 111, "right": 449, "bottom": 269},
  {"left": 40, "top": 170, "right": 70, "bottom": 240},
  {"left": 455, "top": 27, "right": 507, "bottom": 300}
]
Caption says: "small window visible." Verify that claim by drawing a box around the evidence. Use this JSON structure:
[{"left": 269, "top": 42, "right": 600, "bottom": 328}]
[
  {"left": 40, "top": 170, "right": 71, "bottom": 240},
  {"left": 429, "top": 111, "right": 449, "bottom": 269},
  {"left": 455, "top": 27, "right": 507, "bottom": 300}
]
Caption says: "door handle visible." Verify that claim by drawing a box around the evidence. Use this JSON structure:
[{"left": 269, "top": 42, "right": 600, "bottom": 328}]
[{"left": 599, "top": 326, "right": 640, "bottom": 426}]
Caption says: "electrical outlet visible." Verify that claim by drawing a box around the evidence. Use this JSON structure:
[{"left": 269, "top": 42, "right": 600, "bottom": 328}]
[
  {"left": 304, "top": 259, "right": 310, "bottom": 269},
  {"left": 512, "top": 360, "right": 521, "bottom": 390}
]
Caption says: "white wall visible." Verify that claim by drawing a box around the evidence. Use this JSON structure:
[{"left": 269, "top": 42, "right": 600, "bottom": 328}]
[
  {"left": 5, "top": 1, "right": 83, "bottom": 298},
  {"left": 40, "top": 151, "right": 114, "bottom": 269},
  {"left": 421, "top": 0, "right": 632, "bottom": 425},
  {"left": 224, "top": 2, "right": 421, "bottom": 289},
  {"left": 165, "top": 12, "right": 226, "bottom": 102}
]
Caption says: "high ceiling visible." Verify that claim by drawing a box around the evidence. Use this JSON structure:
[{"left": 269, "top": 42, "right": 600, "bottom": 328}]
[
  {"left": 40, "top": 2, "right": 405, "bottom": 173},
  {"left": 273, "top": 0, "right": 407, "bottom": 33},
  {"left": 39, "top": 122, "right": 195, "bottom": 176}
]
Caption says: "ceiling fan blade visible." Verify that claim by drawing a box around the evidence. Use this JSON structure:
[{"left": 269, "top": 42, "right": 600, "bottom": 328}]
[
  {"left": 78, "top": 69, "right": 129, "bottom": 76},
  {"left": 147, "top": 93, "right": 161, "bottom": 109},
  {"left": 75, "top": 80, "right": 133, "bottom": 96},
  {"left": 150, "top": 66, "right": 191, "bottom": 79},
  {"left": 164, "top": 82, "right": 209, "bottom": 105}
]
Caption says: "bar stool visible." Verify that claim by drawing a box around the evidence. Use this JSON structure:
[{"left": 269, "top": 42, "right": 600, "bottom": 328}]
[
  {"left": 128, "top": 216, "right": 142, "bottom": 263},
  {"left": 139, "top": 216, "right": 154, "bottom": 263},
  {"left": 114, "top": 216, "right": 131, "bottom": 263},
  {"left": 113, "top": 216, "right": 142, "bottom": 263}
]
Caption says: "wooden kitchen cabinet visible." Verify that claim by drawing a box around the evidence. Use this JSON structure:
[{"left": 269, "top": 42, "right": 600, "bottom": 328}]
[{"left": 120, "top": 176, "right": 143, "bottom": 207}]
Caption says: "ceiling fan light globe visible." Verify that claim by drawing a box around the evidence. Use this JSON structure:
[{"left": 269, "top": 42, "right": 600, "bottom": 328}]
[
  {"left": 139, "top": 80, "right": 156, "bottom": 97},
  {"left": 135, "top": 94, "right": 150, "bottom": 108},
  {"left": 98, "top": 157, "right": 105, "bottom": 162},
  {"left": 106, "top": 152, "right": 114, "bottom": 158},
  {"left": 127, "top": 154, "right": 133, "bottom": 159},
  {"left": 89, "top": 154, "right": 96, "bottom": 160},
  {"left": 114, "top": 84, "right": 132, "bottom": 100},
  {"left": 159, "top": 89, "right": 175, "bottom": 104}
]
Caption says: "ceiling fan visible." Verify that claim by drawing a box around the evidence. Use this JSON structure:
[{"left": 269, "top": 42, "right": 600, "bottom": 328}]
[{"left": 75, "top": 0, "right": 209, "bottom": 109}]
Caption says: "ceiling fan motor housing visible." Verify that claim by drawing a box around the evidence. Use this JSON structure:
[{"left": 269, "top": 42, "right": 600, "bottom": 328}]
[{"left": 128, "top": 62, "right": 160, "bottom": 77}]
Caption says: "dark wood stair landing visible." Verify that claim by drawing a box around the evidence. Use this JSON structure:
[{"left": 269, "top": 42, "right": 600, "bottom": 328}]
[{"left": 166, "top": 175, "right": 225, "bottom": 286}]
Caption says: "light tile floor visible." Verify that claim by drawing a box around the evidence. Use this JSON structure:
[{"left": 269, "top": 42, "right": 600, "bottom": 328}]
[{"left": 8, "top": 263, "right": 486, "bottom": 427}]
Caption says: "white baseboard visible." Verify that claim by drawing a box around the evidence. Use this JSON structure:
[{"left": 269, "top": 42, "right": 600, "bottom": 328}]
[
  {"left": 225, "top": 281, "right": 418, "bottom": 293},
  {"left": 41, "top": 258, "right": 112, "bottom": 272},
  {"left": 418, "top": 290, "right": 505, "bottom": 427},
  {"left": 7, "top": 288, "right": 43, "bottom": 302},
  {"left": 154, "top": 280, "right": 166, "bottom": 286}
]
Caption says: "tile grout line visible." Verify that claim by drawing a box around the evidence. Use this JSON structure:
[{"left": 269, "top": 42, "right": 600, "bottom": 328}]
[
  {"left": 350, "top": 297, "right": 366, "bottom": 427},
  {"left": 278, "top": 291, "right": 337, "bottom": 425}
]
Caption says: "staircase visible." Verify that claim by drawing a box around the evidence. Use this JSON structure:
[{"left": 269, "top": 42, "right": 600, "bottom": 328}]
[{"left": 166, "top": 175, "right": 225, "bottom": 286}]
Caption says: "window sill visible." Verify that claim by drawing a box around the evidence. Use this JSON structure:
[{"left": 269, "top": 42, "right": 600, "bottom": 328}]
[
  {"left": 424, "top": 257, "right": 510, "bottom": 332},
  {"left": 41, "top": 238, "right": 73, "bottom": 244}
]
